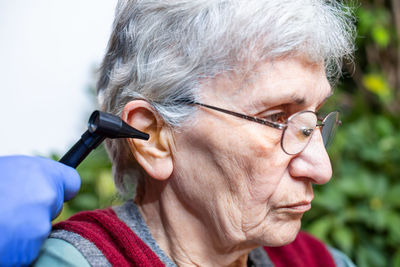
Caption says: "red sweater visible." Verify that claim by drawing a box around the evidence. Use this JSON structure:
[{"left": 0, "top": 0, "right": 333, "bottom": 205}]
[{"left": 53, "top": 208, "right": 335, "bottom": 267}]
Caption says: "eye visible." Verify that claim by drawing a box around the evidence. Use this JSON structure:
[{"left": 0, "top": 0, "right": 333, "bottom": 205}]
[{"left": 265, "top": 112, "right": 287, "bottom": 124}]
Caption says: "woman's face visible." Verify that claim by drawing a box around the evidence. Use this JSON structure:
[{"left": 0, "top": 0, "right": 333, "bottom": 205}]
[{"left": 171, "top": 55, "right": 332, "bottom": 249}]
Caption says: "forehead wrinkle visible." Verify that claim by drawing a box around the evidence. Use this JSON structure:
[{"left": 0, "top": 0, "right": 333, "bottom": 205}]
[{"left": 206, "top": 57, "right": 332, "bottom": 112}]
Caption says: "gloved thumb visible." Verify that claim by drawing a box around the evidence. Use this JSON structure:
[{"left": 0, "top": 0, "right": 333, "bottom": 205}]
[{"left": 61, "top": 164, "right": 81, "bottom": 201}]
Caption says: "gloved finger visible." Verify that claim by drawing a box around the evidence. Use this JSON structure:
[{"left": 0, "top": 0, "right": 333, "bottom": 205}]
[
  {"left": 59, "top": 164, "right": 81, "bottom": 201},
  {"left": 33, "top": 157, "right": 80, "bottom": 219}
]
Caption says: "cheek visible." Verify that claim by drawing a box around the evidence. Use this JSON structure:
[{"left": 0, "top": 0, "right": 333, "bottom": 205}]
[
  {"left": 244, "top": 135, "right": 288, "bottom": 204},
  {"left": 170, "top": 121, "right": 243, "bottom": 206}
]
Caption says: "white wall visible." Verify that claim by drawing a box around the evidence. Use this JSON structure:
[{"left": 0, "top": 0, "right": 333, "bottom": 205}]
[{"left": 0, "top": 0, "right": 118, "bottom": 156}]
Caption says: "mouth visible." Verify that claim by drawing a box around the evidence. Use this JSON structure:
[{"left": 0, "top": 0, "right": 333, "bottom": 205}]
[{"left": 277, "top": 201, "right": 312, "bottom": 214}]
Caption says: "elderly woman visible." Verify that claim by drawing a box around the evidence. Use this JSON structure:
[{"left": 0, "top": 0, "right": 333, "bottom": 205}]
[{"left": 35, "top": 0, "right": 355, "bottom": 266}]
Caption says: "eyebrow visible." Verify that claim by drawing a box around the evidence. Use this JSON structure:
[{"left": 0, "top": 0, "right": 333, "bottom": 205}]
[
  {"left": 291, "top": 95, "right": 306, "bottom": 105},
  {"left": 244, "top": 86, "right": 333, "bottom": 114},
  {"left": 290, "top": 88, "right": 333, "bottom": 107}
]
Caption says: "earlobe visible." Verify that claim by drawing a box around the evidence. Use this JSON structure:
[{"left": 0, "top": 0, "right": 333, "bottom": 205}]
[{"left": 122, "top": 100, "right": 173, "bottom": 181}]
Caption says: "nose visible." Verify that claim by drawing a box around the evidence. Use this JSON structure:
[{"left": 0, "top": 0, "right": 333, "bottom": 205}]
[{"left": 288, "top": 129, "right": 332, "bottom": 185}]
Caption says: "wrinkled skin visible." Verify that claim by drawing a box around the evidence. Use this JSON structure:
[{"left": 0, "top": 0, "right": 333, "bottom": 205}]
[{"left": 132, "top": 55, "right": 333, "bottom": 266}]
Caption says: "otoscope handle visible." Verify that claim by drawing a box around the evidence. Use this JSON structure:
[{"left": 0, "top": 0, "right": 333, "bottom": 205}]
[{"left": 59, "top": 130, "right": 105, "bottom": 168}]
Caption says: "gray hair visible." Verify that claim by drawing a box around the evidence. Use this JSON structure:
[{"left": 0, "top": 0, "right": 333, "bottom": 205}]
[{"left": 97, "top": 0, "right": 355, "bottom": 196}]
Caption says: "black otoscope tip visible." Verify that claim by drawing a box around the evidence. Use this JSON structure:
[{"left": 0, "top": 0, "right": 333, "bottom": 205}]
[
  {"left": 59, "top": 110, "right": 149, "bottom": 168},
  {"left": 88, "top": 110, "right": 149, "bottom": 140}
]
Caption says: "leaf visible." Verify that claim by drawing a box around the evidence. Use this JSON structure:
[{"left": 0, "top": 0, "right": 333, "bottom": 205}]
[
  {"left": 356, "top": 245, "right": 386, "bottom": 267},
  {"left": 375, "top": 116, "right": 394, "bottom": 137},
  {"left": 386, "top": 212, "right": 400, "bottom": 242},
  {"left": 307, "top": 216, "right": 333, "bottom": 242},
  {"left": 372, "top": 25, "right": 390, "bottom": 48},
  {"left": 96, "top": 170, "right": 116, "bottom": 199},
  {"left": 72, "top": 193, "right": 99, "bottom": 210},
  {"left": 356, "top": 7, "right": 374, "bottom": 36},
  {"left": 370, "top": 175, "right": 389, "bottom": 198},
  {"left": 362, "top": 73, "right": 390, "bottom": 99},
  {"left": 393, "top": 250, "right": 400, "bottom": 267},
  {"left": 370, "top": 208, "right": 388, "bottom": 231},
  {"left": 384, "top": 185, "right": 400, "bottom": 208},
  {"left": 337, "top": 174, "right": 368, "bottom": 197},
  {"left": 313, "top": 186, "right": 346, "bottom": 211},
  {"left": 332, "top": 226, "right": 354, "bottom": 255}
]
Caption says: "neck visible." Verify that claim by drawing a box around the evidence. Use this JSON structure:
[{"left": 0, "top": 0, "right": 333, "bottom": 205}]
[{"left": 135, "top": 179, "right": 254, "bottom": 267}]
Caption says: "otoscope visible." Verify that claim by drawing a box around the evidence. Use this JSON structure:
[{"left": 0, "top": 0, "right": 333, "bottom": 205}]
[{"left": 59, "top": 110, "right": 149, "bottom": 168}]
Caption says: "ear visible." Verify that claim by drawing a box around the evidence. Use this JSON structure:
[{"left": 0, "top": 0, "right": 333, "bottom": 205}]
[{"left": 122, "top": 100, "right": 173, "bottom": 181}]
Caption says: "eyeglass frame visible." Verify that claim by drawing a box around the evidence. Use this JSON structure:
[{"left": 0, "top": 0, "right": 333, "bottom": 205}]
[{"left": 192, "top": 101, "right": 341, "bottom": 155}]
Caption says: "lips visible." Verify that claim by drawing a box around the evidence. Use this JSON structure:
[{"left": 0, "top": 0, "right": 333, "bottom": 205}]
[{"left": 277, "top": 201, "right": 312, "bottom": 213}]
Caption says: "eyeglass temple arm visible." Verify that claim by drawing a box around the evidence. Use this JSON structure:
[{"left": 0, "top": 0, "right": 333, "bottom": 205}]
[
  {"left": 317, "top": 115, "right": 342, "bottom": 127},
  {"left": 193, "top": 102, "right": 284, "bottom": 130}
]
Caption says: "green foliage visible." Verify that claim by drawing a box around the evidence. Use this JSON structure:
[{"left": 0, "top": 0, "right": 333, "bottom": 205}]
[
  {"left": 362, "top": 72, "right": 391, "bottom": 100},
  {"left": 357, "top": 6, "right": 392, "bottom": 48},
  {"left": 303, "top": 110, "right": 400, "bottom": 266},
  {"left": 303, "top": 1, "right": 400, "bottom": 266}
]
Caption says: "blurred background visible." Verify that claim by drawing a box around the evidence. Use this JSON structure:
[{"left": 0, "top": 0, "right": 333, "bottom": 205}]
[
  {"left": 0, "top": 0, "right": 117, "bottom": 156},
  {"left": 1, "top": 1, "right": 400, "bottom": 266}
]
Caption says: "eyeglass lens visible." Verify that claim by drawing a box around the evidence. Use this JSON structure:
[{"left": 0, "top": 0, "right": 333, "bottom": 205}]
[
  {"left": 321, "top": 111, "right": 339, "bottom": 147},
  {"left": 282, "top": 111, "right": 317, "bottom": 155},
  {"left": 281, "top": 111, "right": 339, "bottom": 155}
]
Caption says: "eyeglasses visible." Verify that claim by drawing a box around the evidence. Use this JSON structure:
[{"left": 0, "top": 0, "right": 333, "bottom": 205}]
[{"left": 193, "top": 102, "right": 341, "bottom": 155}]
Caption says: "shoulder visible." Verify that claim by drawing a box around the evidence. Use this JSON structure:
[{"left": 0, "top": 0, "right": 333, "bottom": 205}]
[
  {"left": 33, "top": 238, "right": 90, "bottom": 267},
  {"left": 327, "top": 246, "right": 356, "bottom": 267},
  {"left": 34, "top": 205, "right": 166, "bottom": 266},
  {"left": 34, "top": 208, "right": 119, "bottom": 267}
]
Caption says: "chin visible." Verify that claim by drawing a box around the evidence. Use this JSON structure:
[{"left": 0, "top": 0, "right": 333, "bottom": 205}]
[{"left": 259, "top": 220, "right": 302, "bottom": 247}]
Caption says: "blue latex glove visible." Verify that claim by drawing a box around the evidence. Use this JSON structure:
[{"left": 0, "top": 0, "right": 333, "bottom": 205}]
[{"left": 0, "top": 155, "right": 81, "bottom": 266}]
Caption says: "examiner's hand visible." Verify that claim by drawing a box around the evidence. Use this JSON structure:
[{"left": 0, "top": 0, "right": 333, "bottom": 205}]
[{"left": 0, "top": 155, "right": 81, "bottom": 266}]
